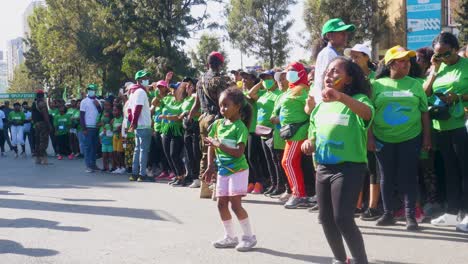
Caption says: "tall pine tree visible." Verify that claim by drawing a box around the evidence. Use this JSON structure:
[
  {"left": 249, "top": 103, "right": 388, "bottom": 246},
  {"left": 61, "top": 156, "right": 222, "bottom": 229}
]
[{"left": 456, "top": 0, "right": 468, "bottom": 44}]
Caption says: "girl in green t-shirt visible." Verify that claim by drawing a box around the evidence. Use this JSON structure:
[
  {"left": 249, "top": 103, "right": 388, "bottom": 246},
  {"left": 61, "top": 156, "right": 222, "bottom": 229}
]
[
  {"left": 203, "top": 87, "right": 257, "bottom": 251},
  {"left": 302, "top": 57, "right": 372, "bottom": 264},
  {"left": 110, "top": 105, "right": 125, "bottom": 173},
  {"left": 53, "top": 104, "right": 72, "bottom": 160}
]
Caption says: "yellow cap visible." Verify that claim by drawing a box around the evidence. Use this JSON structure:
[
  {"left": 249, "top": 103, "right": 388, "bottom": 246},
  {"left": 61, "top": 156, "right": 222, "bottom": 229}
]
[{"left": 384, "top": 45, "right": 416, "bottom": 65}]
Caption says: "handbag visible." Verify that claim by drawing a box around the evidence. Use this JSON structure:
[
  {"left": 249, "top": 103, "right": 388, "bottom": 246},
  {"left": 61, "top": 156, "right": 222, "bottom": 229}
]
[
  {"left": 429, "top": 94, "right": 450, "bottom": 120},
  {"left": 255, "top": 125, "right": 273, "bottom": 137},
  {"left": 279, "top": 121, "right": 308, "bottom": 140}
]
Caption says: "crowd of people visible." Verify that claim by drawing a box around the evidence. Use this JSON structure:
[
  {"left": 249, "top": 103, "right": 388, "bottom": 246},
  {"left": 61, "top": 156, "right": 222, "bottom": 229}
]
[{"left": 1, "top": 17, "right": 467, "bottom": 264}]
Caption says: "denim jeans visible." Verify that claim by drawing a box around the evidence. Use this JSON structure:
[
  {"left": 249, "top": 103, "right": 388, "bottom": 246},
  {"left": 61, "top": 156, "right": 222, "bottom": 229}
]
[
  {"left": 132, "top": 128, "right": 152, "bottom": 176},
  {"left": 83, "top": 128, "right": 98, "bottom": 169},
  {"left": 78, "top": 131, "right": 85, "bottom": 155}
]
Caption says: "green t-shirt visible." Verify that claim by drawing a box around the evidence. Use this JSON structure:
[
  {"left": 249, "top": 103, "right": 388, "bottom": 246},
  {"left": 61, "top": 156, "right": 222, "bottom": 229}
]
[
  {"left": 271, "top": 92, "right": 287, "bottom": 149},
  {"left": 49, "top": 108, "right": 59, "bottom": 118},
  {"left": 160, "top": 95, "right": 184, "bottom": 136},
  {"left": 368, "top": 71, "right": 376, "bottom": 80},
  {"left": 67, "top": 108, "right": 80, "bottom": 130},
  {"left": 275, "top": 88, "right": 310, "bottom": 141},
  {"left": 98, "top": 111, "right": 112, "bottom": 133},
  {"left": 112, "top": 116, "right": 123, "bottom": 137},
  {"left": 429, "top": 57, "right": 468, "bottom": 131},
  {"left": 208, "top": 118, "right": 249, "bottom": 176},
  {"left": 8, "top": 111, "right": 26, "bottom": 126},
  {"left": 257, "top": 89, "right": 282, "bottom": 128},
  {"left": 244, "top": 90, "right": 260, "bottom": 133},
  {"left": 54, "top": 113, "right": 71, "bottom": 136},
  {"left": 181, "top": 95, "right": 199, "bottom": 121},
  {"left": 309, "top": 94, "right": 374, "bottom": 164},
  {"left": 371, "top": 76, "right": 428, "bottom": 143}
]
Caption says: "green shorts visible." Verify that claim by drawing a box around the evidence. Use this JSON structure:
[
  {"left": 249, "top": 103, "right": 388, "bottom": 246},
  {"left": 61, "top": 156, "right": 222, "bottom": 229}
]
[{"left": 102, "top": 144, "right": 113, "bottom": 153}]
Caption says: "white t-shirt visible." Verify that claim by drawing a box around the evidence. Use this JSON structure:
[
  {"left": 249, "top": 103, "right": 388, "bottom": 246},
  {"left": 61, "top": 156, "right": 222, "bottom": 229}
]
[
  {"left": 312, "top": 43, "right": 340, "bottom": 103},
  {"left": 128, "top": 88, "right": 151, "bottom": 129},
  {"left": 0, "top": 110, "right": 5, "bottom": 130},
  {"left": 80, "top": 97, "right": 99, "bottom": 128}
]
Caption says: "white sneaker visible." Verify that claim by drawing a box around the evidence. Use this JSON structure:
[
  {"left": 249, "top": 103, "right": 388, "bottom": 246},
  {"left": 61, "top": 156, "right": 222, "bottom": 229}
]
[
  {"left": 189, "top": 179, "right": 201, "bottom": 188},
  {"left": 278, "top": 191, "right": 291, "bottom": 203},
  {"left": 456, "top": 216, "right": 468, "bottom": 233},
  {"left": 111, "top": 168, "right": 120, "bottom": 174},
  {"left": 118, "top": 168, "right": 126, "bottom": 174},
  {"left": 212, "top": 236, "right": 239, "bottom": 248},
  {"left": 431, "top": 213, "right": 459, "bottom": 226},
  {"left": 235, "top": 235, "right": 257, "bottom": 252}
]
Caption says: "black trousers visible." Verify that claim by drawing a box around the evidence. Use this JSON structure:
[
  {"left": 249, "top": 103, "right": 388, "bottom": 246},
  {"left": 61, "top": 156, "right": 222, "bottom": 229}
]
[
  {"left": 23, "top": 127, "right": 35, "bottom": 154},
  {"left": 376, "top": 135, "right": 421, "bottom": 217},
  {"left": 247, "top": 133, "right": 268, "bottom": 184},
  {"left": 0, "top": 129, "right": 5, "bottom": 152},
  {"left": 56, "top": 134, "right": 70, "bottom": 156},
  {"left": 184, "top": 127, "right": 201, "bottom": 181},
  {"left": 262, "top": 137, "right": 288, "bottom": 191},
  {"left": 3, "top": 125, "right": 12, "bottom": 149},
  {"left": 436, "top": 127, "right": 468, "bottom": 213},
  {"left": 317, "top": 162, "right": 368, "bottom": 264},
  {"left": 162, "top": 133, "right": 185, "bottom": 176},
  {"left": 149, "top": 132, "right": 169, "bottom": 172}
]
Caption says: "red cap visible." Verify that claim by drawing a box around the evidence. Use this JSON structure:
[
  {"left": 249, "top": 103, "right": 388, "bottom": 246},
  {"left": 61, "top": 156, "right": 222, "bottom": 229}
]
[
  {"left": 209, "top": 51, "right": 224, "bottom": 63},
  {"left": 36, "top": 89, "right": 45, "bottom": 94}
]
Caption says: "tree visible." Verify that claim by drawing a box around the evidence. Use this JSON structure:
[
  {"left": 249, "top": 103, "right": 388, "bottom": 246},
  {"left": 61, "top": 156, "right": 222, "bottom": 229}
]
[
  {"left": 303, "top": 0, "right": 389, "bottom": 61},
  {"left": 189, "top": 34, "right": 228, "bottom": 74},
  {"left": 226, "top": 0, "right": 296, "bottom": 68},
  {"left": 7, "top": 64, "right": 42, "bottom": 94},
  {"left": 456, "top": 0, "right": 468, "bottom": 43}
]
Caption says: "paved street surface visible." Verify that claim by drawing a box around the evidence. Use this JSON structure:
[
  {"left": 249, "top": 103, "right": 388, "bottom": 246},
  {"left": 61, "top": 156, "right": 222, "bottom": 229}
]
[{"left": 0, "top": 152, "right": 467, "bottom": 264}]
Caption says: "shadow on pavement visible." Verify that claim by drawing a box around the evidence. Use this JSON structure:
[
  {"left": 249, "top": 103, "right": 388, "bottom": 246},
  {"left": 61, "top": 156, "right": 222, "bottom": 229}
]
[
  {"left": 0, "top": 239, "right": 59, "bottom": 257},
  {"left": 61, "top": 198, "right": 116, "bottom": 202},
  {"left": 0, "top": 198, "right": 181, "bottom": 223},
  {"left": 253, "top": 248, "right": 332, "bottom": 263},
  {"left": 361, "top": 231, "right": 468, "bottom": 243},
  {"left": 242, "top": 199, "right": 283, "bottom": 206},
  {"left": 0, "top": 218, "right": 90, "bottom": 232},
  {"left": 0, "top": 191, "right": 24, "bottom": 195},
  {"left": 359, "top": 225, "right": 468, "bottom": 241}
]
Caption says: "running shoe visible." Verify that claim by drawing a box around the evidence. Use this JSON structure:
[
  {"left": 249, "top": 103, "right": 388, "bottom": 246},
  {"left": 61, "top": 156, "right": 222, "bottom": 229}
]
[
  {"left": 251, "top": 183, "right": 263, "bottom": 194},
  {"left": 456, "top": 216, "right": 468, "bottom": 233},
  {"left": 129, "top": 175, "right": 136, "bottom": 181},
  {"left": 268, "top": 188, "right": 285, "bottom": 197},
  {"left": 394, "top": 208, "right": 405, "bottom": 221},
  {"left": 263, "top": 185, "right": 276, "bottom": 196},
  {"left": 57, "top": 155, "right": 63, "bottom": 160},
  {"left": 431, "top": 213, "right": 459, "bottom": 226},
  {"left": 284, "top": 196, "right": 306, "bottom": 209},
  {"left": 360, "top": 208, "right": 382, "bottom": 221},
  {"left": 406, "top": 216, "right": 419, "bottom": 231},
  {"left": 189, "top": 179, "right": 201, "bottom": 188},
  {"left": 85, "top": 168, "right": 94, "bottom": 173},
  {"left": 155, "top": 171, "right": 170, "bottom": 179},
  {"left": 235, "top": 235, "right": 257, "bottom": 252},
  {"left": 278, "top": 191, "right": 291, "bottom": 203},
  {"left": 212, "top": 236, "right": 239, "bottom": 248},
  {"left": 68, "top": 154, "right": 74, "bottom": 160},
  {"left": 247, "top": 183, "right": 255, "bottom": 193},
  {"left": 415, "top": 205, "right": 426, "bottom": 223},
  {"left": 376, "top": 213, "right": 396, "bottom": 226}
]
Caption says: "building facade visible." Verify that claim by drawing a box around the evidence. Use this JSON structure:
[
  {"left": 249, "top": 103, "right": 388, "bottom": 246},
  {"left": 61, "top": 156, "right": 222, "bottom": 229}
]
[{"left": 7, "top": 37, "right": 24, "bottom": 82}]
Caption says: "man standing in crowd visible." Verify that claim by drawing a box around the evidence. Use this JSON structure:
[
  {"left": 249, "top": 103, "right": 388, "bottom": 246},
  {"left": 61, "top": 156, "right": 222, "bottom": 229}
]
[
  {"left": 127, "top": 70, "right": 152, "bottom": 182},
  {"left": 80, "top": 84, "right": 102, "bottom": 173},
  {"left": 311, "top": 18, "right": 355, "bottom": 104},
  {"left": 32, "top": 90, "right": 52, "bottom": 165},
  {"left": 2, "top": 100, "right": 13, "bottom": 151},
  {"left": 22, "top": 102, "right": 34, "bottom": 156},
  {"left": 188, "top": 51, "right": 230, "bottom": 192}
]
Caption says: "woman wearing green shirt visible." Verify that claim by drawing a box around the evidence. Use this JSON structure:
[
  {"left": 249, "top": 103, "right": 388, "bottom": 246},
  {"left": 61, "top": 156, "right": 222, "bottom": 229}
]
[
  {"left": 54, "top": 105, "right": 72, "bottom": 160},
  {"left": 303, "top": 57, "right": 372, "bottom": 264},
  {"left": 151, "top": 81, "right": 171, "bottom": 180},
  {"left": 249, "top": 70, "right": 283, "bottom": 195},
  {"left": 272, "top": 62, "right": 310, "bottom": 209},
  {"left": 371, "top": 46, "right": 431, "bottom": 231},
  {"left": 423, "top": 32, "right": 468, "bottom": 232},
  {"left": 8, "top": 102, "right": 26, "bottom": 158}
]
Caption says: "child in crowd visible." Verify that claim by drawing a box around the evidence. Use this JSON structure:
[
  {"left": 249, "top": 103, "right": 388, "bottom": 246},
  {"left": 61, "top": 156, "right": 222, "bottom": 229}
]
[
  {"left": 302, "top": 57, "right": 373, "bottom": 264},
  {"left": 100, "top": 123, "right": 113, "bottom": 171},
  {"left": 203, "top": 87, "right": 257, "bottom": 252},
  {"left": 54, "top": 105, "right": 72, "bottom": 160},
  {"left": 99, "top": 99, "right": 114, "bottom": 171},
  {"left": 8, "top": 102, "right": 26, "bottom": 158},
  {"left": 111, "top": 105, "right": 125, "bottom": 174},
  {"left": 122, "top": 98, "right": 135, "bottom": 174}
]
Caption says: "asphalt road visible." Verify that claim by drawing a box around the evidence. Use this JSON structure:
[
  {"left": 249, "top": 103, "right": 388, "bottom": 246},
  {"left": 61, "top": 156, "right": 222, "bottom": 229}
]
[{"left": 0, "top": 151, "right": 467, "bottom": 264}]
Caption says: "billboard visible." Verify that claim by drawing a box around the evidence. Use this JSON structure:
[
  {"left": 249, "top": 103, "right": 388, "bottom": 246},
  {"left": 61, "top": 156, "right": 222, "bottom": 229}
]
[{"left": 406, "top": 0, "right": 442, "bottom": 50}]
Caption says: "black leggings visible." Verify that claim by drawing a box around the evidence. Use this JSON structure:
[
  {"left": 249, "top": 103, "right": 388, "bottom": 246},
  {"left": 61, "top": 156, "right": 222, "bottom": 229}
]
[
  {"left": 262, "top": 137, "right": 288, "bottom": 191},
  {"left": 0, "top": 129, "right": 5, "bottom": 152},
  {"left": 56, "top": 134, "right": 70, "bottom": 156},
  {"left": 317, "top": 163, "right": 368, "bottom": 264},
  {"left": 162, "top": 133, "right": 184, "bottom": 176},
  {"left": 149, "top": 132, "right": 169, "bottom": 172},
  {"left": 184, "top": 129, "right": 201, "bottom": 181},
  {"left": 247, "top": 133, "right": 268, "bottom": 184}
]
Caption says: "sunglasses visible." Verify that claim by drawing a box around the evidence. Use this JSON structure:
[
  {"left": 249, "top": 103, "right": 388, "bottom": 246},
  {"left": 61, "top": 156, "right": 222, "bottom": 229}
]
[{"left": 434, "top": 51, "right": 452, "bottom": 59}]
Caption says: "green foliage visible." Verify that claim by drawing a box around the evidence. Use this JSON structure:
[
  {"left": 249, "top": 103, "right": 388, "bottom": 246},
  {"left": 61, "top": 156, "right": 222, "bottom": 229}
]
[
  {"left": 7, "top": 63, "right": 41, "bottom": 94},
  {"left": 189, "top": 34, "right": 228, "bottom": 74},
  {"left": 23, "top": 0, "right": 209, "bottom": 96},
  {"left": 226, "top": 0, "right": 296, "bottom": 68},
  {"left": 456, "top": 0, "right": 468, "bottom": 44}
]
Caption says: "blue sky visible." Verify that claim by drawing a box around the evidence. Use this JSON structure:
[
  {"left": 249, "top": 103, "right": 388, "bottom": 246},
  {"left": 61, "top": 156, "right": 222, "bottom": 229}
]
[{"left": 0, "top": 0, "right": 308, "bottom": 69}]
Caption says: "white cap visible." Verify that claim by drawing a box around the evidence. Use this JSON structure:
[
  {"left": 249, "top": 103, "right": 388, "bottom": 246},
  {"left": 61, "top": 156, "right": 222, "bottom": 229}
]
[
  {"left": 344, "top": 44, "right": 371, "bottom": 58},
  {"left": 274, "top": 71, "right": 286, "bottom": 83}
]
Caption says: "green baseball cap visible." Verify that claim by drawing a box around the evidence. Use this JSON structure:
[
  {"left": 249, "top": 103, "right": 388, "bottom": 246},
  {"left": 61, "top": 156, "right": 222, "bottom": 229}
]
[
  {"left": 322, "top": 18, "right": 356, "bottom": 36},
  {"left": 135, "top": 70, "right": 149, "bottom": 80},
  {"left": 87, "top": 84, "right": 98, "bottom": 90}
]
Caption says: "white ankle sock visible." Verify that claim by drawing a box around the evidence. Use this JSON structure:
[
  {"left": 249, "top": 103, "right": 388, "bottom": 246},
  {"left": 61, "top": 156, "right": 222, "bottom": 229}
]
[
  {"left": 239, "top": 218, "right": 253, "bottom": 237},
  {"left": 222, "top": 219, "right": 235, "bottom": 238}
]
